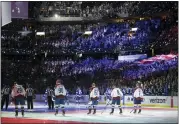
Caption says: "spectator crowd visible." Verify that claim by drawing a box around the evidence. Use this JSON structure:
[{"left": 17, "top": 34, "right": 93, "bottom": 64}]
[
  {"left": 36, "top": 2, "right": 177, "bottom": 19},
  {"left": 1, "top": 1, "right": 178, "bottom": 96}
]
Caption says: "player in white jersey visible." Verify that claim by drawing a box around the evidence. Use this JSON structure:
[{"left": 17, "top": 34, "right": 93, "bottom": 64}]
[
  {"left": 11, "top": 82, "right": 26, "bottom": 117},
  {"left": 87, "top": 83, "right": 100, "bottom": 115},
  {"left": 54, "top": 79, "right": 66, "bottom": 116},
  {"left": 133, "top": 82, "right": 144, "bottom": 114},
  {"left": 110, "top": 84, "right": 123, "bottom": 114}
]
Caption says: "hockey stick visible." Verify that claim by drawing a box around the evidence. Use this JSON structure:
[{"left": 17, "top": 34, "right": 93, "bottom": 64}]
[
  {"left": 130, "top": 108, "right": 134, "bottom": 113},
  {"left": 101, "top": 100, "right": 111, "bottom": 114}
]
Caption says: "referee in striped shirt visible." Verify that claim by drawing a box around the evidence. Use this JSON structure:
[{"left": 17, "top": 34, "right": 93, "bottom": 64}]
[
  {"left": 26, "top": 84, "right": 34, "bottom": 110},
  {"left": 45, "top": 86, "right": 54, "bottom": 110},
  {"left": 1, "top": 85, "right": 11, "bottom": 110}
]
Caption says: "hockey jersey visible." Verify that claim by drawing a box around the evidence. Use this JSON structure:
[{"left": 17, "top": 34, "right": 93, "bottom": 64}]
[
  {"left": 121, "top": 88, "right": 127, "bottom": 95},
  {"left": 2, "top": 86, "right": 11, "bottom": 95},
  {"left": 45, "top": 88, "right": 54, "bottom": 97},
  {"left": 111, "top": 88, "right": 123, "bottom": 99},
  {"left": 76, "top": 88, "right": 82, "bottom": 96},
  {"left": 133, "top": 88, "right": 144, "bottom": 99},
  {"left": 55, "top": 85, "right": 66, "bottom": 98},
  {"left": 26, "top": 88, "right": 34, "bottom": 96},
  {"left": 104, "top": 88, "right": 112, "bottom": 100},
  {"left": 90, "top": 87, "right": 100, "bottom": 100},
  {"left": 11, "top": 85, "right": 25, "bottom": 98}
]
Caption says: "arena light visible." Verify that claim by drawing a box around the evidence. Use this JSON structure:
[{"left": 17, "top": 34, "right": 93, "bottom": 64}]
[
  {"left": 78, "top": 53, "right": 82, "bottom": 57},
  {"left": 140, "top": 18, "right": 144, "bottom": 20},
  {"left": 54, "top": 14, "right": 58, "bottom": 18},
  {"left": 84, "top": 31, "right": 92, "bottom": 35},
  {"left": 36, "top": 32, "right": 45, "bottom": 36},
  {"left": 131, "top": 28, "right": 138, "bottom": 31}
]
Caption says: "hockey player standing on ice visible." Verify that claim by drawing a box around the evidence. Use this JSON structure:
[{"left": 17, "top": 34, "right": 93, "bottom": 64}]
[
  {"left": 43, "top": 92, "right": 48, "bottom": 106},
  {"left": 110, "top": 84, "right": 123, "bottom": 114},
  {"left": 11, "top": 82, "right": 26, "bottom": 117},
  {"left": 1, "top": 85, "right": 11, "bottom": 110},
  {"left": 76, "top": 86, "right": 82, "bottom": 104},
  {"left": 133, "top": 82, "right": 144, "bottom": 114},
  {"left": 87, "top": 83, "right": 100, "bottom": 115},
  {"left": 54, "top": 79, "right": 66, "bottom": 116},
  {"left": 104, "top": 87, "right": 112, "bottom": 104}
]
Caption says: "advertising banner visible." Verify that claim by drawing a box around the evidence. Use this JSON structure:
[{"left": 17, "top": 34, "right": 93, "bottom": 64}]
[{"left": 34, "top": 94, "right": 178, "bottom": 107}]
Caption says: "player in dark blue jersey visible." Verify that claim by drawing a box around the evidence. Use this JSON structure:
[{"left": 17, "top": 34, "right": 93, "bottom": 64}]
[
  {"left": 104, "top": 88, "right": 112, "bottom": 104},
  {"left": 76, "top": 87, "right": 82, "bottom": 104},
  {"left": 121, "top": 87, "right": 127, "bottom": 95}
]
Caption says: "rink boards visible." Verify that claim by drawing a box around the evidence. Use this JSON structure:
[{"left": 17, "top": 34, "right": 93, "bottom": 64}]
[{"left": 35, "top": 95, "right": 178, "bottom": 108}]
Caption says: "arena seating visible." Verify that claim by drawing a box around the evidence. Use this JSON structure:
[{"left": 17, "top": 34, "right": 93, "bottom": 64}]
[
  {"left": 36, "top": 2, "right": 177, "bottom": 18},
  {"left": 1, "top": 1, "right": 177, "bottom": 95}
]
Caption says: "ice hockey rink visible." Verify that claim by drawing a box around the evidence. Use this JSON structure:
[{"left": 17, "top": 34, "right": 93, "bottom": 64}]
[{"left": 1, "top": 102, "right": 178, "bottom": 124}]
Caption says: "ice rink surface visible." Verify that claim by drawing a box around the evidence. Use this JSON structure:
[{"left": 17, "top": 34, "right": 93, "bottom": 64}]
[{"left": 1, "top": 102, "right": 178, "bottom": 124}]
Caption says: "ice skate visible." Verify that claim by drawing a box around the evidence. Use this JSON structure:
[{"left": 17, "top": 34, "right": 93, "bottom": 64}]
[
  {"left": 110, "top": 111, "right": 113, "bottom": 115},
  {"left": 119, "top": 108, "right": 122, "bottom": 114},
  {"left": 87, "top": 108, "right": 91, "bottom": 114},
  {"left": 15, "top": 110, "right": 18, "bottom": 117},
  {"left": 138, "top": 109, "right": 141, "bottom": 114},
  {"left": 62, "top": 110, "right": 65, "bottom": 116},
  {"left": 93, "top": 109, "right": 96, "bottom": 115},
  {"left": 22, "top": 110, "right": 24, "bottom": 117},
  {"left": 15, "top": 113, "right": 18, "bottom": 117},
  {"left": 110, "top": 108, "right": 114, "bottom": 115},
  {"left": 55, "top": 110, "right": 58, "bottom": 116}
]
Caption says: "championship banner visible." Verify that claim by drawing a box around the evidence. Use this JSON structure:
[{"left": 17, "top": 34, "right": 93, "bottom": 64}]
[{"left": 11, "top": 2, "right": 28, "bottom": 19}]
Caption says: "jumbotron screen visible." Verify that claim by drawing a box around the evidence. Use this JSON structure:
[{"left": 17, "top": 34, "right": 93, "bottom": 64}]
[{"left": 11, "top": 2, "right": 28, "bottom": 19}]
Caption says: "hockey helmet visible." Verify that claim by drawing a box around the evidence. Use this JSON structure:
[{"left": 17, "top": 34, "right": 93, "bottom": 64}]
[{"left": 56, "top": 79, "right": 62, "bottom": 85}]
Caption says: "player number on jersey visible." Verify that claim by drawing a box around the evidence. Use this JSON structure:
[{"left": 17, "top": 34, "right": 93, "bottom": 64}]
[
  {"left": 94, "top": 89, "right": 98, "bottom": 96},
  {"left": 17, "top": 88, "right": 22, "bottom": 93},
  {"left": 58, "top": 88, "right": 63, "bottom": 93}
]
